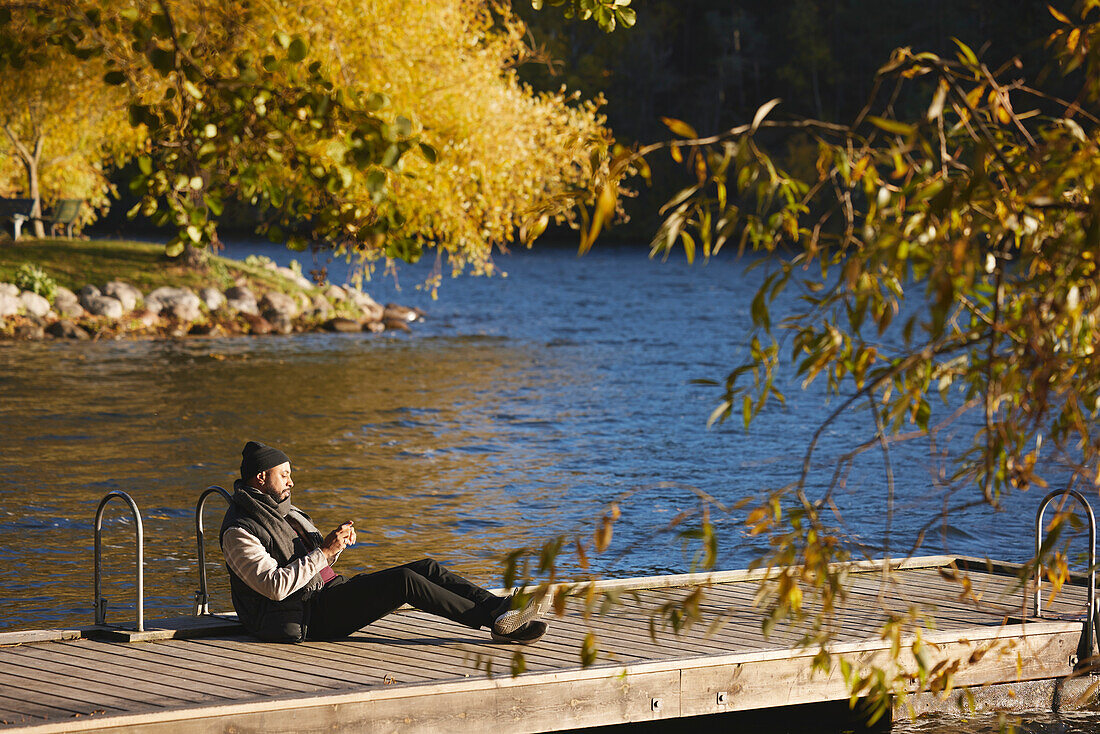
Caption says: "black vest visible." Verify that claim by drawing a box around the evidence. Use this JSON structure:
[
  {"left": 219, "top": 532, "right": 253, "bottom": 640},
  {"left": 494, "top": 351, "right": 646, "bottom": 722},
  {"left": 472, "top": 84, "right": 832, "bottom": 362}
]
[{"left": 219, "top": 482, "right": 326, "bottom": 642}]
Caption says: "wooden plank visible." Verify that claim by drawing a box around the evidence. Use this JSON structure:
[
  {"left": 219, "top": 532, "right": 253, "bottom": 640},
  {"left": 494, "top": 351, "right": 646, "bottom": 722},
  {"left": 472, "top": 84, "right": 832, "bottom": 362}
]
[
  {"left": 105, "top": 639, "right": 347, "bottom": 693},
  {"left": 48, "top": 640, "right": 318, "bottom": 696},
  {"left": 0, "top": 668, "right": 684, "bottom": 734},
  {"left": 22, "top": 640, "right": 269, "bottom": 699},
  {"left": 372, "top": 615, "right": 600, "bottom": 677},
  {"left": 0, "top": 677, "right": 127, "bottom": 721},
  {"left": 0, "top": 666, "right": 161, "bottom": 714},
  {"left": 186, "top": 637, "right": 432, "bottom": 686},
  {"left": 0, "top": 647, "right": 230, "bottom": 705}
]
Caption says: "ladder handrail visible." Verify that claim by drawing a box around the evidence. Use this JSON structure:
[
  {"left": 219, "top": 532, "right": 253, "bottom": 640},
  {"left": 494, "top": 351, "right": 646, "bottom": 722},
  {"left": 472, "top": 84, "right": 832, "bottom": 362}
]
[
  {"left": 194, "top": 485, "right": 233, "bottom": 615},
  {"left": 1034, "top": 488, "right": 1096, "bottom": 660},
  {"left": 93, "top": 491, "right": 144, "bottom": 632}
]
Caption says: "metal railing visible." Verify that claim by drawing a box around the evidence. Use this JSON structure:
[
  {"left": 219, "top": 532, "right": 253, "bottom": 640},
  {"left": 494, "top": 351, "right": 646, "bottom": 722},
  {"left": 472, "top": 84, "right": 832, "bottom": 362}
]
[
  {"left": 1034, "top": 488, "right": 1097, "bottom": 664},
  {"left": 193, "top": 485, "right": 233, "bottom": 615},
  {"left": 94, "top": 491, "right": 144, "bottom": 632}
]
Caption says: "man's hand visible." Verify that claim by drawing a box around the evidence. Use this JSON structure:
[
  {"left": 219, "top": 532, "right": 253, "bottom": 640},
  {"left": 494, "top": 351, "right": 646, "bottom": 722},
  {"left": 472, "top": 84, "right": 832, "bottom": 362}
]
[{"left": 321, "top": 521, "right": 355, "bottom": 563}]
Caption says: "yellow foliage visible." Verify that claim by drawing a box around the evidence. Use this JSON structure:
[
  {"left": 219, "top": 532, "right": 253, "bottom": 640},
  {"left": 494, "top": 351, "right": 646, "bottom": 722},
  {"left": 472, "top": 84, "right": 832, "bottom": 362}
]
[
  {"left": 0, "top": 41, "right": 140, "bottom": 224},
  {"left": 273, "top": 0, "right": 612, "bottom": 275}
]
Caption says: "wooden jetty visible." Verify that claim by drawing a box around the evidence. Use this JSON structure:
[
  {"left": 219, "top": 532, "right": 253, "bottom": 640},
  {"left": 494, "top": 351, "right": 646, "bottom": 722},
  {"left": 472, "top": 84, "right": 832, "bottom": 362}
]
[{"left": 0, "top": 555, "right": 1091, "bottom": 733}]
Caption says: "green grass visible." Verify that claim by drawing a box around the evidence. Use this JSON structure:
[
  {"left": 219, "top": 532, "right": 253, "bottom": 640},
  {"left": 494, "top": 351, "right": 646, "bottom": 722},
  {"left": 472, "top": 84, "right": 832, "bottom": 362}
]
[{"left": 0, "top": 238, "right": 316, "bottom": 297}]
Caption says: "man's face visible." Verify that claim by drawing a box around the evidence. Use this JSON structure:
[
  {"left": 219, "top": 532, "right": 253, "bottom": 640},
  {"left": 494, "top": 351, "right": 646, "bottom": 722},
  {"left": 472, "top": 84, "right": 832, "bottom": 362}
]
[{"left": 257, "top": 461, "right": 294, "bottom": 501}]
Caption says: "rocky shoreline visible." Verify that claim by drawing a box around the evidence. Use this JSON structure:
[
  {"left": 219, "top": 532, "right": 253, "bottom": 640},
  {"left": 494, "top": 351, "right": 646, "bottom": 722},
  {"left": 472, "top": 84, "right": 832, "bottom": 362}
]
[{"left": 0, "top": 263, "right": 423, "bottom": 341}]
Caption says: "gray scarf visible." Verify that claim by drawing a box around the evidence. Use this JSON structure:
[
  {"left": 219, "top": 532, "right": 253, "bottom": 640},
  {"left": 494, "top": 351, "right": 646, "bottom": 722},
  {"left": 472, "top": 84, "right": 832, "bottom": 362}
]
[{"left": 232, "top": 480, "right": 302, "bottom": 564}]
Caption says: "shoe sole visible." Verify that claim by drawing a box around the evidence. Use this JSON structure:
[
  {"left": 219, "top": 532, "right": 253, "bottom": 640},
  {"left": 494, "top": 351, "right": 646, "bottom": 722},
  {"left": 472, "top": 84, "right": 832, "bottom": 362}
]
[{"left": 493, "top": 598, "right": 541, "bottom": 636}]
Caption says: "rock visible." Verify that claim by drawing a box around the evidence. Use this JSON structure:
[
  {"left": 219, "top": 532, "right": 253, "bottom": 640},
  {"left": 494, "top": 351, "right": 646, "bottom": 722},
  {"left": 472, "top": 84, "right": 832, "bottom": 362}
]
[
  {"left": 310, "top": 293, "right": 333, "bottom": 318},
  {"left": 85, "top": 295, "right": 125, "bottom": 319},
  {"left": 324, "top": 285, "right": 347, "bottom": 302},
  {"left": 13, "top": 318, "right": 45, "bottom": 340},
  {"left": 199, "top": 287, "right": 226, "bottom": 312},
  {"left": 363, "top": 320, "right": 385, "bottom": 334},
  {"left": 263, "top": 309, "right": 293, "bottom": 335},
  {"left": 243, "top": 313, "right": 273, "bottom": 335},
  {"left": 102, "top": 280, "right": 142, "bottom": 312},
  {"left": 53, "top": 287, "right": 84, "bottom": 318},
  {"left": 259, "top": 290, "right": 298, "bottom": 319},
  {"left": 0, "top": 283, "right": 18, "bottom": 298},
  {"left": 276, "top": 266, "right": 314, "bottom": 289},
  {"left": 78, "top": 284, "right": 102, "bottom": 309},
  {"left": 225, "top": 285, "right": 259, "bottom": 316},
  {"left": 0, "top": 293, "right": 20, "bottom": 318},
  {"left": 382, "top": 318, "right": 412, "bottom": 333},
  {"left": 347, "top": 289, "right": 381, "bottom": 312},
  {"left": 46, "top": 320, "right": 90, "bottom": 340},
  {"left": 18, "top": 291, "right": 51, "bottom": 318},
  {"left": 383, "top": 304, "right": 420, "bottom": 322},
  {"left": 147, "top": 286, "right": 202, "bottom": 322},
  {"left": 188, "top": 322, "right": 223, "bottom": 336},
  {"left": 323, "top": 317, "right": 361, "bottom": 333},
  {"left": 132, "top": 309, "right": 160, "bottom": 328}
]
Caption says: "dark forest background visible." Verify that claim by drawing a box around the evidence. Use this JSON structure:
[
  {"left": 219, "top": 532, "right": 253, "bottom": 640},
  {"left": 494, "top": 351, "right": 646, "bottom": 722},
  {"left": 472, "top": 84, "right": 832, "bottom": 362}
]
[{"left": 512, "top": 0, "right": 1067, "bottom": 238}]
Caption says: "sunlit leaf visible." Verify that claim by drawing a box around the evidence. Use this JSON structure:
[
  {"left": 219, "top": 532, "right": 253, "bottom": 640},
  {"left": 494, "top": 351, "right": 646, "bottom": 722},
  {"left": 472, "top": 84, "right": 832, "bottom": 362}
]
[{"left": 661, "top": 116, "right": 698, "bottom": 139}]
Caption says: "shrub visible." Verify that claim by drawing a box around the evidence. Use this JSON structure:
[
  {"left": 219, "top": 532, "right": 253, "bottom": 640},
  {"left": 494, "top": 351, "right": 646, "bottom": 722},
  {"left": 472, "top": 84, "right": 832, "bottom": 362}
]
[{"left": 14, "top": 263, "right": 57, "bottom": 301}]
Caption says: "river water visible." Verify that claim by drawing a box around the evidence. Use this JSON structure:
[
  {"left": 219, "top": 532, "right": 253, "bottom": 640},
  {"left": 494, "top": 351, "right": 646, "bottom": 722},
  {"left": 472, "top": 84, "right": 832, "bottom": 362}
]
[{"left": 0, "top": 242, "right": 1093, "bottom": 731}]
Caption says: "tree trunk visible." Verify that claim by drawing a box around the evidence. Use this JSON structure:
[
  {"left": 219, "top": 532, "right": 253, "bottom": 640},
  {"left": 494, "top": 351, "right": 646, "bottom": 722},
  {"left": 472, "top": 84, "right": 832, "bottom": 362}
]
[
  {"left": 3, "top": 124, "right": 45, "bottom": 237},
  {"left": 25, "top": 153, "right": 45, "bottom": 238},
  {"left": 179, "top": 241, "right": 208, "bottom": 268}
]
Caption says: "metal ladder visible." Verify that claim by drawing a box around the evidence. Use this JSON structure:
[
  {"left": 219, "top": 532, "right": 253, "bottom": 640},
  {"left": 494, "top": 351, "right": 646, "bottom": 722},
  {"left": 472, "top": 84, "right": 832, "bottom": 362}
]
[
  {"left": 93, "top": 491, "right": 144, "bottom": 632},
  {"left": 1034, "top": 488, "right": 1098, "bottom": 669},
  {"left": 193, "top": 485, "right": 232, "bottom": 615}
]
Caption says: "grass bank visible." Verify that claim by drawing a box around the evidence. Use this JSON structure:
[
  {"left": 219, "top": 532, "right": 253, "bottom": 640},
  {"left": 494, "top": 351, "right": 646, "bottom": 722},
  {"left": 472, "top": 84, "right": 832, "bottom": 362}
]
[{"left": 0, "top": 238, "right": 314, "bottom": 297}]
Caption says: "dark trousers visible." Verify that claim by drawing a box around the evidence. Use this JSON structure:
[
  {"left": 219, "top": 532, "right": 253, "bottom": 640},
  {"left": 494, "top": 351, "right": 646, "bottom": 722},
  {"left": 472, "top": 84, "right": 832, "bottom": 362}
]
[{"left": 305, "top": 557, "right": 503, "bottom": 640}]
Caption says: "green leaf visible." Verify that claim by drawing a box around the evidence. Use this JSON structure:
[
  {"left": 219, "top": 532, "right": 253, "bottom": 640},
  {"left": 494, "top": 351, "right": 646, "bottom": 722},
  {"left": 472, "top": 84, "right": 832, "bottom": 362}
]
[
  {"left": 364, "top": 92, "right": 388, "bottom": 111},
  {"left": 394, "top": 116, "right": 413, "bottom": 137},
  {"left": 580, "top": 632, "right": 598, "bottom": 667},
  {"left": 952, "top": 37, "right": 978, "bottom": 67},
  {"left": 287, "top": 37, "right": 308, "bottom": 63},
  {"left": 365, "top": 169, "right": 387, "bottom": 193},
  {"left": 149, "top": 47, "right": 174, "bottom": 74},
  {"left": 418, "top": 142, "right": 438, "bottom": 164},
  {"left": 202, "top": 194, "right": 224, "bottom": 217},
  {"left": 616, "top": 7, "right": 636, "bottom": 27},
  {"left": 137, "top": 155, "right": 152, "bottom": 175},
  {"left": 182, "top": 80, "right": 203, "bottom": 100},
  {"left": 165, "top": 240, "right": 185, "bottom": 258}
]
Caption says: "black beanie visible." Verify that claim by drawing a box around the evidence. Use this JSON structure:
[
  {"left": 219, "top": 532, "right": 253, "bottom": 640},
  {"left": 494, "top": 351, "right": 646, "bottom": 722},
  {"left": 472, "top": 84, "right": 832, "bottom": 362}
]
[{"left": 240, "top": 441, "right": 291, "bottom": 480}]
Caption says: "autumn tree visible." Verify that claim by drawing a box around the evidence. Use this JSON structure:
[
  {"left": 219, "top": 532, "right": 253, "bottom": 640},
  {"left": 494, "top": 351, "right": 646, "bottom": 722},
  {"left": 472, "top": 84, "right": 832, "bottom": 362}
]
[
  {"left": 0, "top": 40, "right": 138, "bottom": 235},
  {"left": 0, "top": 1, "right": 611, "bottom": 275}
]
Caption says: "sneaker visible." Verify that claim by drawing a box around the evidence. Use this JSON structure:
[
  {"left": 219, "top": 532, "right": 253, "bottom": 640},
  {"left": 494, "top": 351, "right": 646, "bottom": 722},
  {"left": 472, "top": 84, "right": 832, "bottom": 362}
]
[
  {"left": 491, "top": 620, "right": 548, "bottom": 644},
  {"left": 491, "top": 592, "right": 541, "bottom": 636}
]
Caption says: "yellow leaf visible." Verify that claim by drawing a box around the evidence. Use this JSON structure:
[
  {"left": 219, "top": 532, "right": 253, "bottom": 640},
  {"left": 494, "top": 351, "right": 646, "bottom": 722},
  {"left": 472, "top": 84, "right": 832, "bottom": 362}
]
[
  {"left": 852, "top": 155, "right": 870, "bottom": 183},
  {"left": 670, "top": 145, "right": 683, "bottom": 164},
  {"left": 1048, "top": 4, "right": 1072, "bottom": 23},
  {"left": 661, "top": 116, "right": 698, "bottom": 139},
  {"left": 1067, "top": 27, "right": 1081, "bottom": 52}
]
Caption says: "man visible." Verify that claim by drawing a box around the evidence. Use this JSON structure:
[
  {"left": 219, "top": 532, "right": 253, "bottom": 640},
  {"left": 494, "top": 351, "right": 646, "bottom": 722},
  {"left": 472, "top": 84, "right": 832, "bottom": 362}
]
[{"left": 220, "top": 440, "right": 547, "bottom": 644}]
